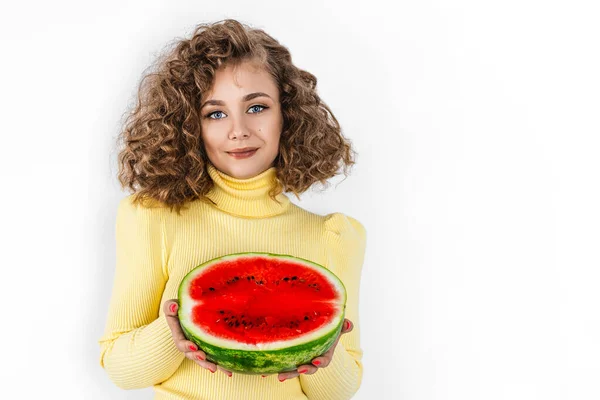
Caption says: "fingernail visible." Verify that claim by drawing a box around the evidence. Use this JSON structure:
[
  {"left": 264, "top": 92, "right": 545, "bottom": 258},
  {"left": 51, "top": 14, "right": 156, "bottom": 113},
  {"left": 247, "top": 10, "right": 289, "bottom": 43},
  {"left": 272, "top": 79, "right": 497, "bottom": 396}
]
[
  {"left": 189, "top": 344, "right": 197, "bottom": 351},
  {"left": 312, "top": 360, "right": 321, "bottom": 366},
  {"left": 196, "top": 354, "right": 205, "bottom": 361},
  {"left": 279, "top": 377, "right": 286, "bottom": 382},
  {"left": 261, "top": 375, "right": 267, "bottom": 378},
  {"left": 170, "top": 303, "right": 177, "bottom": 313},
  {"left": 298, "top": 368, "right": 308, "bottom": 374},
  {"left": 209, "top": 368, "right": 215, "bottom": 373},
  {"left": 227, "top": 371, "right": 232, "bottom": 377},
  {"left": 345, "top": 321, "right": 350, "bottom": 330}
]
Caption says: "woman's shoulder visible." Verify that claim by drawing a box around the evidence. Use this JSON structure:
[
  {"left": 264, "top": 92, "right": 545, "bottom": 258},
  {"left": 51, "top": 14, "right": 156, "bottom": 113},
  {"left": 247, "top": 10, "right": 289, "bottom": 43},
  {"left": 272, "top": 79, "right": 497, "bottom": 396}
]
[
  {"left": 290, "top": 204, "right": 366, "bottom": 237},
  {"left": 116, "top": 194, "right": 170, "bottom": 223},
  {"left": 322, "top": 212, "right": 367, "bottom": 272},
  {"left": 323, "top": 212, "right": 367, "bottom": 245}
]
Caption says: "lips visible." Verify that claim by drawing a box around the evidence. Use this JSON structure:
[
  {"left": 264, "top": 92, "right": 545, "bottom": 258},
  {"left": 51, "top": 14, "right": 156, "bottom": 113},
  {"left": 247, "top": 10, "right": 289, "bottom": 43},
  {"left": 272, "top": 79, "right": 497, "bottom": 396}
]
[
  {"left": 227, "top": 147, "right": 258, "bottom": 154},
  {"left": 227, "top": 148, "right": 258, "bottom": 159}
]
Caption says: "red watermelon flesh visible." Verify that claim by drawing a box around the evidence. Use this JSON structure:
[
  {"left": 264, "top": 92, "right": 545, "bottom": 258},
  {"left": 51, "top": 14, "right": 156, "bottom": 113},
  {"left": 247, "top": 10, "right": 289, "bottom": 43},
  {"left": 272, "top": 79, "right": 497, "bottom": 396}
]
[
  {"left": 188, "top": 256, "right": 339, "bottom": 344},
  {"left": 177, "top": 252, "right": 347, "bottom": 374}
]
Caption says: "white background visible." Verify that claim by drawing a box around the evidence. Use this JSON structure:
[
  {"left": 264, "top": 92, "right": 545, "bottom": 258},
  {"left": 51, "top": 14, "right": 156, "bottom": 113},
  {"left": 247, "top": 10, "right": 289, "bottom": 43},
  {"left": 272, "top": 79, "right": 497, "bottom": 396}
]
[{"left": 1, "top": 0, "right": 599, "bottom": 399}]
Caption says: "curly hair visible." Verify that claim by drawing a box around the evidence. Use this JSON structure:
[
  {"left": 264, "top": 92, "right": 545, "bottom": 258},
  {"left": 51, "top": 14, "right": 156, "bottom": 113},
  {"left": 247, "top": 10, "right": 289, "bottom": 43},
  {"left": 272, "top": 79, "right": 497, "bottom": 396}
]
[{"left": 116, "top": 18, "right": 358, "bottom": 215}]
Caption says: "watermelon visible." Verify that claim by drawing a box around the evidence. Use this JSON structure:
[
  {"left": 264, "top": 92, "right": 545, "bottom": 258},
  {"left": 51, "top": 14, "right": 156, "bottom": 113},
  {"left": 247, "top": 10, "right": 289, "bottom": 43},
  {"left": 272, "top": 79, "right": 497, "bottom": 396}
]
[{"left": 177, "top": 252, "right": 347, "bottom": 374}]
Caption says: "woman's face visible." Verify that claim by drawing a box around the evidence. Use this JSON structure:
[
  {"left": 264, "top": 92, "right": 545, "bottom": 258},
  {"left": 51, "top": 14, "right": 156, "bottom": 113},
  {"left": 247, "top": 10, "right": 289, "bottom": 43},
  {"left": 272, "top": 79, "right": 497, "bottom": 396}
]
[{"left": 200, "top": 60, "right": 283, "bottom": 179}]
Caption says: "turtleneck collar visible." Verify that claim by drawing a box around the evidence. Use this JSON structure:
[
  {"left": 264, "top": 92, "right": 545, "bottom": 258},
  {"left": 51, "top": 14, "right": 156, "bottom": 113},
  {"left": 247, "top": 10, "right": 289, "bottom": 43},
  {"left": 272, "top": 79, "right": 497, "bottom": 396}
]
[{"left": 204, "top": 162, "right": 291, "bottom": 218}]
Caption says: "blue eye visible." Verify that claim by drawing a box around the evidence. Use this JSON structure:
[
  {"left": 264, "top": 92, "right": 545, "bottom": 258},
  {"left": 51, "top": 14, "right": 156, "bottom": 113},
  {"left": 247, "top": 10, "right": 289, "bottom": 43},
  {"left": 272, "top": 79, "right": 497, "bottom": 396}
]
[
  {"left": 248, "top": 105, "right": 266, "bottom": 114},
  {"left": 205, "top": 105, "right": 268, "bottom": 120},
  {"left": 207, "top": 110, "right": 225, "bottom": 120}
]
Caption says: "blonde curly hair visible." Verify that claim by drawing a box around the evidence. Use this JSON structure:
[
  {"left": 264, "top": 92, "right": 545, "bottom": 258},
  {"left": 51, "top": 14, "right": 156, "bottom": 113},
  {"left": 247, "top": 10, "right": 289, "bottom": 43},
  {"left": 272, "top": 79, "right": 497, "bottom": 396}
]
[{"left": 116, "top": 18, "right": 358, "bottom": 214}]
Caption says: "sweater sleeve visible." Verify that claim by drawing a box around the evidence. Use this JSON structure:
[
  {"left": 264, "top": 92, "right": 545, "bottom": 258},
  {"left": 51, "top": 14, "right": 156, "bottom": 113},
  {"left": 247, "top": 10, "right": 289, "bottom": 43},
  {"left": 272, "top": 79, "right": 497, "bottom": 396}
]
[
  {"left": 299, "top": 212, "right": 367, "bottom": 400},
  {"left": 98, "top": 196, "right": 185, "bottom": 389}
]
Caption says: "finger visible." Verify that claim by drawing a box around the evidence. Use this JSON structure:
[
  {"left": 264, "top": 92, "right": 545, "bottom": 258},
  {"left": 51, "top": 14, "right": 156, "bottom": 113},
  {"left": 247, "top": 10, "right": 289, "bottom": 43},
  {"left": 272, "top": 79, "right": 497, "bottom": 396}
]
[
  {"left": 314, "top": 319, "right": 353, "bottom": 367},
  {"left": 185, "top": 352, "right": 218, "bottom": 373},
  {"left": 187, "top": 348, "right": 208, "bottom": 363},
  {"left": 184, "top": 350, "right": 206, "bottom": 364},
  {"left": 341, "top": 319, "right": 354, "bottom": 334},
  {"left": 278, "top": 370, "right": 300, "bottom": 382},
  {"left": 163, "top": 299, "right": 179, "bottom": 316},
  {"left": 311, "top": 338, "right": 338, "bottom": 368},
  {"left": 311, "top": 353, "right": 333, "bottom": 368},
  {"left": 163, "top": 300, "right": 199, "bottom": 353},
  {"left": 164, "top": 313, "right": 188, "bottom": 350},
  {"left": 217, "top": 365, "right": 233, "bottom": 377},
  {"left": 164, "top": 304, "right": 186, "bottom": 344},
  {"left": 296, "top": 364, "right": 318, "bottom": 375}
]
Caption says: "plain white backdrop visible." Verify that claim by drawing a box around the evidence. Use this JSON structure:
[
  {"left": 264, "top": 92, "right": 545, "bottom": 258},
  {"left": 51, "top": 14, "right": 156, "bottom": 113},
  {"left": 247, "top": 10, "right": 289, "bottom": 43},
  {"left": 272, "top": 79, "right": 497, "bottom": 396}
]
[{"left": 1, "top": 0, "right": 599, "bottom": 399}]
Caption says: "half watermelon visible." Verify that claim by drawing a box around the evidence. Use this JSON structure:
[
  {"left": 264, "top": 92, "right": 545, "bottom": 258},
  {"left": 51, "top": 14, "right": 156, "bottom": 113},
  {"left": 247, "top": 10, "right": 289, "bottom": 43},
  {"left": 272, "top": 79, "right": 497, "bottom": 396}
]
[{"left": 177, "top": 252, "right": 347, "bottom": 374}]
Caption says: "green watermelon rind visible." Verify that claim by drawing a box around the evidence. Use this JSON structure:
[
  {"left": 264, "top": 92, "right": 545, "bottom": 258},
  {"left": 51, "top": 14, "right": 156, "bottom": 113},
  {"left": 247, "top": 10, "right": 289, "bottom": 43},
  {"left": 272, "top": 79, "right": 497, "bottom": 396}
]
[
  {"left": 180, "top": 312, "right": 344, "bottom": 374},
  {"left": 177, "top": 251, "right": 347, "bottom": 374}
]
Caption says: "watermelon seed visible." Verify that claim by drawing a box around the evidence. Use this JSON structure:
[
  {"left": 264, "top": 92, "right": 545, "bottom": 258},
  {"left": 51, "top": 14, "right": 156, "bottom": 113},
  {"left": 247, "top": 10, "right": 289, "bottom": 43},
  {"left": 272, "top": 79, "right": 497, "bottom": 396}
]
[
  {"left": 209, "top": 287, "right": 215, "bottom": 291},
  {"left": 234, "top": 276, "right": 239, "bottom": 280},
  {"left": 219, "top": 310, "right": 225, "bottom": 314},
  {"left": 291, "top": 276, "right": 298, "bottom": 280},
  {"left": 283, "top": 277, "right": 289, "bottom": 281},
  {"left": 304, "top": 316, "right": 309, "bottom": 320}
]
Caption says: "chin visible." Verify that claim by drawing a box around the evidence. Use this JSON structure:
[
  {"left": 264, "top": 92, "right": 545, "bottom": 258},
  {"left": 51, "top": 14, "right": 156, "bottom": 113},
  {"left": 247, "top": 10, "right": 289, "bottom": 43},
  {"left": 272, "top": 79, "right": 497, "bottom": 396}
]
[{"left": 220, "top": 162, "right": 272, "bottom": 179}]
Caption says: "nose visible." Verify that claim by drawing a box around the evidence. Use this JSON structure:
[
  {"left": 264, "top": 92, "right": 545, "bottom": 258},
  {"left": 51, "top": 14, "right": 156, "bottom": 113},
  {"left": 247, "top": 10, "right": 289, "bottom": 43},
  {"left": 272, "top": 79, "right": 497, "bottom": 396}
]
[
  {"left": 229, "top": 130, "right": 250, "bottom": 140},
  {"left": 228, "top": 112, "right": 252, "bottom": 141}
]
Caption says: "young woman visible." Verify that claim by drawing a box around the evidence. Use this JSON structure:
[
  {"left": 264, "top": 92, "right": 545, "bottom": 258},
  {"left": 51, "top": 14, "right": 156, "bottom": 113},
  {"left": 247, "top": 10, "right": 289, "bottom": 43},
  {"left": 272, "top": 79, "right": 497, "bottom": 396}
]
[{"left": 98, "top": 19, "right": 367, "bottom": 400}]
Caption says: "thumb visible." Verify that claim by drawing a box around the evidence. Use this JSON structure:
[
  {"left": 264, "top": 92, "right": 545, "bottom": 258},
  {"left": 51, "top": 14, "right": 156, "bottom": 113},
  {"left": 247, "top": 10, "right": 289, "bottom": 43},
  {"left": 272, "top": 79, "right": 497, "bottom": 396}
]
[
  {"left": 341, "top": 319, "right": 353, "bottom": 334},
  {"left": 163, "top": 299, "right": 179, "bottom": 316}
]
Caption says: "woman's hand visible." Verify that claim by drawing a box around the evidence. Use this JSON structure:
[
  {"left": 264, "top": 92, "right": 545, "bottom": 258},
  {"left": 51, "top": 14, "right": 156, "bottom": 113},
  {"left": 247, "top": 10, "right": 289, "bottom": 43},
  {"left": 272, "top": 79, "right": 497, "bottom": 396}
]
[
  {"left": 163, "top": 299, "right": 233, "bottom": 377},
  {"left": 274, "top": 318, "right": 354, "bottom": 382}
]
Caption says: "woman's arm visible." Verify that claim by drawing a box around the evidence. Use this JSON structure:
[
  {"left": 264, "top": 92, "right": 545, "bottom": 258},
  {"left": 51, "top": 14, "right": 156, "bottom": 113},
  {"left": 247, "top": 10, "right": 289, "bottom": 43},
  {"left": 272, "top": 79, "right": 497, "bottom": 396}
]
[
  {"left": 299, "top": 213, "right": 367, "bottom": 400},
  {"left": 98, "top": 196, "right": 184, "bottom": 389}
]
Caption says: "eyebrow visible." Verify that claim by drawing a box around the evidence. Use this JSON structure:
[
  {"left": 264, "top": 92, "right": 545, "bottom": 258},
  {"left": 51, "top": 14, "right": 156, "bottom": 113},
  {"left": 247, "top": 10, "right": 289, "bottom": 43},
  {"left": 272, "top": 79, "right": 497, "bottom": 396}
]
[{"left": 200, "top": 92, "right": 273, "bottom": 110}]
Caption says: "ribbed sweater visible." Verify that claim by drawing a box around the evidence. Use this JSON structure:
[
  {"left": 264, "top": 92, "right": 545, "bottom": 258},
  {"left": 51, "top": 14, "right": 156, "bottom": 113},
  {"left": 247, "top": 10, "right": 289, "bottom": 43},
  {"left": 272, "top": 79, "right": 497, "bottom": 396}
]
[{"left": 98, "top": 163, "right": 367, "bottom": 400}]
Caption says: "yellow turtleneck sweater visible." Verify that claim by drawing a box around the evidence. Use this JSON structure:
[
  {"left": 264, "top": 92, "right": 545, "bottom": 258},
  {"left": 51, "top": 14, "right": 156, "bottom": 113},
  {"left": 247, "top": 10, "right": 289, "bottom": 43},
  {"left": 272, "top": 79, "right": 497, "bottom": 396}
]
[{"left": 98, "top": 163, "right": 367, "bottom": 400}]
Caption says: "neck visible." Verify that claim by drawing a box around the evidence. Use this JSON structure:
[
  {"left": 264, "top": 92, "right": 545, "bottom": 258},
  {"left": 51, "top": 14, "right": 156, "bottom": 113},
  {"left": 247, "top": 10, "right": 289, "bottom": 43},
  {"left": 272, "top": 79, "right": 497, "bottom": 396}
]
[{"left": 204, "top": 163, "right": 290, "bottom": 218}]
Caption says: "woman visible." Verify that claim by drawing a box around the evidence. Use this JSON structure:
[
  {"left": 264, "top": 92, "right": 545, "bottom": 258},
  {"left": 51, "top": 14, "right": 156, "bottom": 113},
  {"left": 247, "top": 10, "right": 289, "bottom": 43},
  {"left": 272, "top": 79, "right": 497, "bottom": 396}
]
[{"left": 98, "top": 18, "right": 367, "bottom": 400}]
